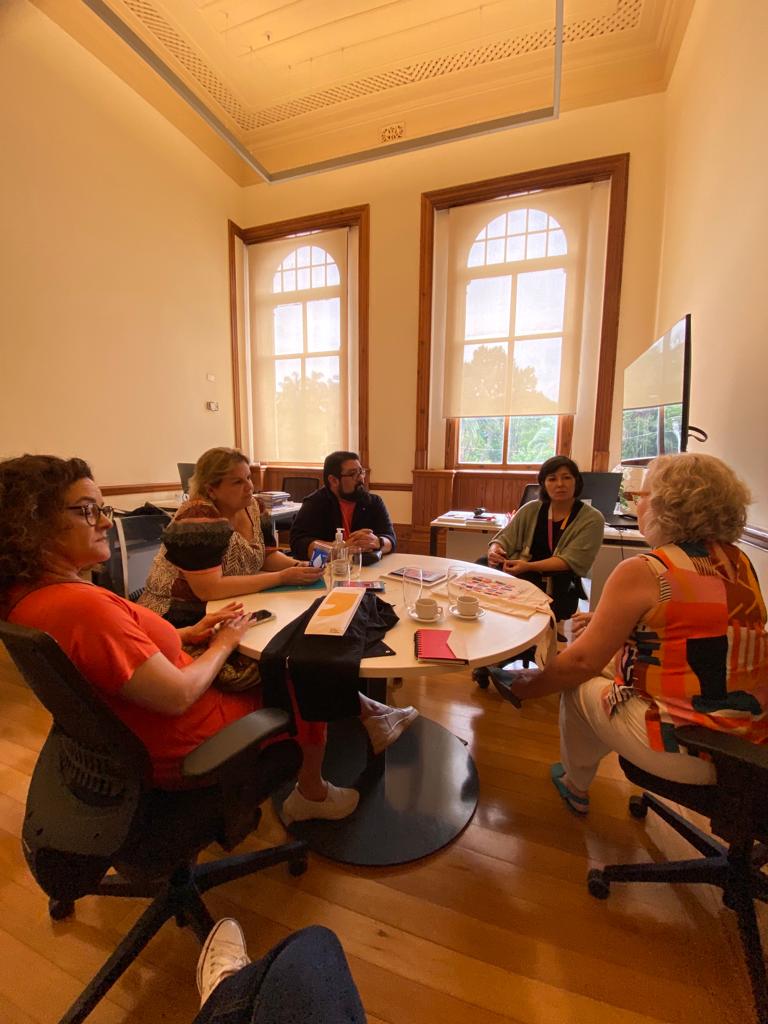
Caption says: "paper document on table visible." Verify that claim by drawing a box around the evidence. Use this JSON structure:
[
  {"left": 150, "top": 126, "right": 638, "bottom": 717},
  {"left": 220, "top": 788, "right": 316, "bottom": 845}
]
[
  {"left": 304, "top": 588, "right": 365, "bottom": 636},
  {"left": 436, "top": 573, "right": 552, "bottom": 619}
]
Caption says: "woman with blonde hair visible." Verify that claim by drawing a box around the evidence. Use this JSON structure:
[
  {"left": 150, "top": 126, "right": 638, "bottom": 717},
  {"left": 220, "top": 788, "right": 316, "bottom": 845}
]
[
  {"left": 140, "top": 447, "right": 323, "bottom": 627},
  {"left": 492, "top": 452, "right": 768, "bottom": 814}
]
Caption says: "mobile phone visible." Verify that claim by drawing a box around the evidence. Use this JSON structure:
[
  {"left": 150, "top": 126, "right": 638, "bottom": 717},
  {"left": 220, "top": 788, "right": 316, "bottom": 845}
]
[{"left": 249, "top": 609, "right": 275, "bottom": 624}]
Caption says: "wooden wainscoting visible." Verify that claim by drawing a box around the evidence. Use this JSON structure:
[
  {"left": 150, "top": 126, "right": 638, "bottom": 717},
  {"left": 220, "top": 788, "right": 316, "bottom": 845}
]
[{"left": 412, "top": 469, "right": 537, "bottom": 529}]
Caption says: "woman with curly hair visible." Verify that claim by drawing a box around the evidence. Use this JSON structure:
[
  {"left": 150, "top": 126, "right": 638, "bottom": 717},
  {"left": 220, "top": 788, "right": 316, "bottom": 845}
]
[
  {"left": 0, "top": 454, "right": 415, "bottom": 823},
  {"left": 491, "top": 452, "right": 768, "bottom": 814}
]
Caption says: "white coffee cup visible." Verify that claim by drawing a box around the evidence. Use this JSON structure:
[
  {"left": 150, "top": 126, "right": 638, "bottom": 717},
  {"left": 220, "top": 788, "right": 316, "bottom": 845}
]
[
  {"left": 415, "top": 596, "right": 439, "bottom": 620},
  {"left": 456, "top": 594, "right": 480, "bottom": 618}
]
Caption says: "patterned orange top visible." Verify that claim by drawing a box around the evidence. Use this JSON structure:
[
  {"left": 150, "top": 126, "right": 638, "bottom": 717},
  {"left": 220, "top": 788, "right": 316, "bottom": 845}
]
[{"left": 615, "top": 541, "right": 768, "bottom": 752}]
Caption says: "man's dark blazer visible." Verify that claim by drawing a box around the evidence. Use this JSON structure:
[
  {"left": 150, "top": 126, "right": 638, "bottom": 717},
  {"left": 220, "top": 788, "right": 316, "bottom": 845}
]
[{"left": 289, "top": 486, "right": 396, "bottom": 560}]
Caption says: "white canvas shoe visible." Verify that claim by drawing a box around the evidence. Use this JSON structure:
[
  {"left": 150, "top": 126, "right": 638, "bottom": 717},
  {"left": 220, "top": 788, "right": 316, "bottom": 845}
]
[
  {"left": 364, "top": 706, "right": 419, "bottom": 755},
  {"left": 196, "top": 918, "right": 250, "bottom": 1007},
  {"left": 282, "top": 782, "right": 360, "bottom": 824}
]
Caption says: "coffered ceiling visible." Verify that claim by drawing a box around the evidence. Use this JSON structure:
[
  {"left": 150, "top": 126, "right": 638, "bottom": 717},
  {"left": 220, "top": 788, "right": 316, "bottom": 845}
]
[{"left": 32, "top": 0, "right": 694, "bottom": 183}]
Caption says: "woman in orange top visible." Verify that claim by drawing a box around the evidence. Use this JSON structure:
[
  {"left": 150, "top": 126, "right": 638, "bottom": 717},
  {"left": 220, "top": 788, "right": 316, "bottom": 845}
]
[{"left": 492, "top": 452, "right": 768, "bottom": 814}]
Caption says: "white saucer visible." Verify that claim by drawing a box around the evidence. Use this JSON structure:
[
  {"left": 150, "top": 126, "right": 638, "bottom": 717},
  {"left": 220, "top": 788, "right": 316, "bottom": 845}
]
[
  {"left": 408, "top": 607, "right": 445, "bottom": 624},
  {"left": 448, "top": 605, "right": 485, "bottom": 621}
]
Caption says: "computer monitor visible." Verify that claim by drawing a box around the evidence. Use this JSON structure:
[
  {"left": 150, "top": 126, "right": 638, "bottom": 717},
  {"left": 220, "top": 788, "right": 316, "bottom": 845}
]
[{"left": 579, "top": 472, "right": 623, "bottom": 519}]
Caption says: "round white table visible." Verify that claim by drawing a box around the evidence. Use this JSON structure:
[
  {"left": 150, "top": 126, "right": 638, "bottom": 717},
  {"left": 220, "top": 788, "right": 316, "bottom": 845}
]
[{"left": 208, "top": 553, "right": 550, "bottom": 866}]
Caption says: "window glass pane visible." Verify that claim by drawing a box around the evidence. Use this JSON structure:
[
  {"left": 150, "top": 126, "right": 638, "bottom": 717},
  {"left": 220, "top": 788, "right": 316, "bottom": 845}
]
[
  {"left": 283, "top": 269, "right": 296, "bottom": 292},
  {"left": 327, "top": 263, "right": 340, "bottom": 286},
  {"left": 515, "top": 269, "right": 565, "bottom": 335},
  {"left": 465, "top": 276, "right": 512, "bottom": 339},
  {"left": 461, "top": 342, "right": 507, "bottom": 407},
  {"left": 486, "top": 238, "right": 505, "bottom": 264},
  {"left": 526, "top": 232, "right": 547, "bottom": 259},
  {"left": 528, "top": 209, "right": 548, "bottom": 231},
  {"left": 275, "top": 358, "right": 301, "bottom": 389},
  {"left": 311, "top": 246, "right": 326, "bottom": 265},
  {"left": 487, "top": 214, "right": 506, "bottom": 238},
  {"left": 505, "top": 235, "right": 525, "bottom": 262},
  {"left": 273, "top": 304, "right": 303, "bottom": 354},
  {"left": 272, "top": 272, "right": 282, "bottom": 293},
  {"left": 507, "top": 209, "right": 526, "bottom": 234},
  {"left": 622, "top": 407, "right": 661, "bottom": 460},
  {"left": 307, "top": 298, "right": 340, "bottom": 352},
  {"left": 296, "top": 246, "right": 311, "bottom": 267},
  {"left": 662, "top": 403, "right": 683, "bottom": 455},
  {"left": 548, "top": 229, "right": 567, "bottom": 256},
  {"left": 306, "top": 355, "right": 339, "bottom": 382},
  {"left": 513, "top": 336, "right": 562, "bottom": 405},
  {"left": 507, "top": 415, "right": 557, "bottom": 463},
  {"left": 458, "top": 417, "right": 504, "bottom": 464},
  {"left": 284, "top": 250, "right": 296, "bottom": 269},
  {"left": 297, "top": 267, "right": 311, "bottom": 290},
  {"left": 467, "top": 241, "right": 485, "bottom": 267}
]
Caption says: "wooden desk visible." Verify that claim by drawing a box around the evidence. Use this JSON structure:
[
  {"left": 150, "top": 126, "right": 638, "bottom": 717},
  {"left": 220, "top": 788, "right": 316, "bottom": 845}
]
[{"left": 208, "top": 554, "right": 549, "bottom": 866}]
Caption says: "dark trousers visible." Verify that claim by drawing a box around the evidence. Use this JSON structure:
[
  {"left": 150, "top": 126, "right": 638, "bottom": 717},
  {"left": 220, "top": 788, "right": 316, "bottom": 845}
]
[{"left": 192, "top": 926, "right": 366, "bottom": 1024}]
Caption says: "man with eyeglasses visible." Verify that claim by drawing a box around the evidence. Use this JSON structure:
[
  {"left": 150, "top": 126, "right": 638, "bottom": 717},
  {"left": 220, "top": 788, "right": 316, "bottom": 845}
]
[{"left": 289, "top": 451, "right": 396, "bottom": 562}]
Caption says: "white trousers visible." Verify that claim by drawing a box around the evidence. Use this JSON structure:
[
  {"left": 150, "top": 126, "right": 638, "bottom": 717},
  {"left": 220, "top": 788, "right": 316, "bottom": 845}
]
[{"left": 559, "top": 677, "right": 716, "bottom": 792}]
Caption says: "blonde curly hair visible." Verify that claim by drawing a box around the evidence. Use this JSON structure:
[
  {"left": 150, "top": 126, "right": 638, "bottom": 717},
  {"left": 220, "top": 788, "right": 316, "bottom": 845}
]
[
  {"left": 189, "top": 447, "right": 251, "bottom": 501},
  {"left": 642, "top": 453, "right": 750, "bottom": 547}
]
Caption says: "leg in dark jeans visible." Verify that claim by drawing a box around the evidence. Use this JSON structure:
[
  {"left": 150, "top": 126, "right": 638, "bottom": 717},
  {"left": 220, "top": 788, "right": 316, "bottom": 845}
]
[{"left": 193, "top": 926, "right": 366, "bottom": 1024}]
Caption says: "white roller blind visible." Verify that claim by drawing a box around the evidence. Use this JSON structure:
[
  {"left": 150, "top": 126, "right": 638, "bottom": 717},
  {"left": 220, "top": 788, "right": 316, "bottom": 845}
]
[
  {"left": 247, "top": 228, "right": 350, "bottom": 462},
  {"left": 442, "top": 184, "right": 595, "bottom": 419}
]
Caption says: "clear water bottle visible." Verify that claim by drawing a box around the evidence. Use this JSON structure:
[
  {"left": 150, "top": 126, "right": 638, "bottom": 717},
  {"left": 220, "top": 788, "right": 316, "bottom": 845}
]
[{"left": 330, "top": 528, "right": 350, "bottom": 584}]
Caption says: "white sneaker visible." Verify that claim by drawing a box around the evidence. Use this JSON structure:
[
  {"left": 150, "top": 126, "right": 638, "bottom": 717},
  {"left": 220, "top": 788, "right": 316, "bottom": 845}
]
[
  {"left": 364, "top": 706, "right": 419, "bottom": 755},
  {"left": 282, "top": 782, "right": 360, "bottom": 824},
  {"left": 196, "top": 918, "right": 250, "bottom": 1007}
]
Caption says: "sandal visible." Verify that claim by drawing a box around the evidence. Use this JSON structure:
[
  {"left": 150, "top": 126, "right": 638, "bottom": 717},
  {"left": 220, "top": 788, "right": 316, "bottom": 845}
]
[{"left": 550, "top": 763, "right": 589, "bottom": 815}]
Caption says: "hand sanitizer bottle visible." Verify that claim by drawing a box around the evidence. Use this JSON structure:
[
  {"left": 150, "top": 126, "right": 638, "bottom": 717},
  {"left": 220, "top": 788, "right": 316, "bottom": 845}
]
[{"left": 330, "top": 528, "right": 349, "bottom": 583}]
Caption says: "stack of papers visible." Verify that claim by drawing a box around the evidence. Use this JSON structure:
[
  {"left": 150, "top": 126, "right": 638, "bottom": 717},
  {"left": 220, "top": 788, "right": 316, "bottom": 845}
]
[{"left": 257, "top": 491, "right": 291, "bottom": 508}]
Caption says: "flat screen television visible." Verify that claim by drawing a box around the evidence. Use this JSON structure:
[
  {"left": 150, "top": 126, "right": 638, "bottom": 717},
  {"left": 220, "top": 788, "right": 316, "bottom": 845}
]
[{"left": 621, "top": 314, "right": 691, "bottom": 464}]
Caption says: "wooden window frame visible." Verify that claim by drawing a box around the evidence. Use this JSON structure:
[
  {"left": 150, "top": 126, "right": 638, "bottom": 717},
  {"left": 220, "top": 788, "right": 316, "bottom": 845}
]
[
  {"left": 228, "top": 205, "right": 370, "bottom": 469},
  {"left": 417, "top": 155, "right": 629, "bottom": 473}
]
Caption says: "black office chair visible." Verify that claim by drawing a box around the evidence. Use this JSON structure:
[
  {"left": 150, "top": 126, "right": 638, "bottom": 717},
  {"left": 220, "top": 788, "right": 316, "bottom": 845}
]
[
  {"left": 518, "top": 482, "right": 540, "bottom": 506},
  {"left": 0, "top": 620, "right": 307, "bottom": 1024},
  {"left": 178, "top": 461, "right": 196, "bottom": 496},
  {"left": 281, "top": 476, "right": 319, "bottom": 502},
  {"left": 93, "top": 512, "right": 170, "bottom": 601},
  {"left": 588, "top": 725, "right": 768, "bottom": 1024}
]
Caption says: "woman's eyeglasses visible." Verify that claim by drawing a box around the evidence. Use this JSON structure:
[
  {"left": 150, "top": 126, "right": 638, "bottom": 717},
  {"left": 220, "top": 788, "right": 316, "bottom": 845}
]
[
  {"left": 65, "top": 503, "right": 115, "bottom": 526},
  {"left": 624, "top": 490, "right": 650, "bottom": 501}
]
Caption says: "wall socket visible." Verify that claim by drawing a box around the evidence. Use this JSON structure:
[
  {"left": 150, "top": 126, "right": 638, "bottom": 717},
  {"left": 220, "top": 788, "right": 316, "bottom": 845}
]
[{"left": 205, "top": 401, "right": 219, "bottom": 412}]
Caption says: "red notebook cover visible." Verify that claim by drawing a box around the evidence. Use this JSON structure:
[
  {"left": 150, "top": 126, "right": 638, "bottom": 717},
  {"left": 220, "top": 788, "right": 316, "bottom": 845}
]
[{"left": 414, "top": 629, "right": 468, "bottom": 663}]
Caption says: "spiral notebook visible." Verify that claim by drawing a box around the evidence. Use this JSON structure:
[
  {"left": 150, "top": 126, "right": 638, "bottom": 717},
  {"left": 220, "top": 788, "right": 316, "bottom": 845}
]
[{"left": 414, "top": 629, "right": 468, "bottom": 663}]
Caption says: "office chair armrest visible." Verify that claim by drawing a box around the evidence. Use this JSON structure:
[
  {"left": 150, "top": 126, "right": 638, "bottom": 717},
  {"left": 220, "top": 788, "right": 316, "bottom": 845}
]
[
  {"left": 674, "top": 725, "right": 768, "bottom": 773},
  {"left": 181, "top": 708, "right": 292, "bottom": 779}
]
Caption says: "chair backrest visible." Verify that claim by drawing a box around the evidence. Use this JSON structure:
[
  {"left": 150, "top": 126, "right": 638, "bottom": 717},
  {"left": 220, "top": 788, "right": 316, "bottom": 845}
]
[
  {"left": 0, "top": 621, "right": 150, "bottom": 896},
  {"left": 519, "top": 483, "right": 539, "bottom": 507},
  {"left": 282, "top": 476, "right": 320, "bottom": 502},
  {"left": 95, "top": 513, "right": 169, "bottom": 600},
  {"left": 177, "top": 462, "right": 196, "bottom": 496}
]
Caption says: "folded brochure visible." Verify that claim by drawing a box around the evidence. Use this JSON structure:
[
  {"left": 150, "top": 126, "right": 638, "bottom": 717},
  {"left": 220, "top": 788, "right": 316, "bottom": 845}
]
[{"left": 305, "top": 588, "right": 365, "bottom": 636}]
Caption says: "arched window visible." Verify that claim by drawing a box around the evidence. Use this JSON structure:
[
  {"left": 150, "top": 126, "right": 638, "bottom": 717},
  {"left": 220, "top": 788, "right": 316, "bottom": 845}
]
[{"left": 439, "top": 187, "right": 596, "bottom": 467}]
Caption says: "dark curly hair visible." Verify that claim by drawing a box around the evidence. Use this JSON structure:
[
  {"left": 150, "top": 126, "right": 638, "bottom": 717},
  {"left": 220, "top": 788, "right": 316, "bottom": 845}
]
[{"left": 0, "top": 454, "right": 93, "bottom": 598}]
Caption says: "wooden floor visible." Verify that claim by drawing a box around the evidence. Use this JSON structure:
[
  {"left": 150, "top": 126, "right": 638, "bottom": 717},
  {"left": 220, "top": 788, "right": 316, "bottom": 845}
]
[{"left": 0, "top": 647, "right": 756, "bottom": 1024}]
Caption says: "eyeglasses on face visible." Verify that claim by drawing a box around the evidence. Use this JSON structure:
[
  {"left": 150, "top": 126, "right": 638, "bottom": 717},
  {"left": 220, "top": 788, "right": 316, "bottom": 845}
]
[
  {"left": 65, "top": 503, "right": 115, "bottom": 526},
  {"left": 624, "top": 490, "right": 650, "bottom": 501},
  {"left": 339, "top": 468, "right": 369, "bottom": 479}
]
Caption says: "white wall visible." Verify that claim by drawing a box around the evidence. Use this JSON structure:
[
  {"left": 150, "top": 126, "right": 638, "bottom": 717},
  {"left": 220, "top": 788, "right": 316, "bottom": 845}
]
[
  {"left": 0, "top": 0, "right": 243, "bottom": 489},
  {"left": 657, "top": 0, "right": 768, "bottom": 540}
]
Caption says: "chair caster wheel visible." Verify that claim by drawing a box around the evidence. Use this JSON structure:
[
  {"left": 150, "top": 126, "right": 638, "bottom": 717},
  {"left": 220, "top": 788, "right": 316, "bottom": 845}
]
[
  {"left": 587, "top": 869, "right": 610, "bottom": 900},
  {"left": 49, "top": 898, "right": 75, "bottom": 920},
  {"left": 289, "top": 857, "right": 308, "bottom": 877},
  {"left": 473, "top": 668, "right": 490, "bottom": 690},
  {"left": 629, "top": 795, "right": 648, "bottom": 819}
]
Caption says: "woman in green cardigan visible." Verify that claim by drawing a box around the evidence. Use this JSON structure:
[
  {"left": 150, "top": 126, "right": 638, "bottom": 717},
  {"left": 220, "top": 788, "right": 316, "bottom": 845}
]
[{"left": 487, "top": 456, "right": 604, "bottom": 623}]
